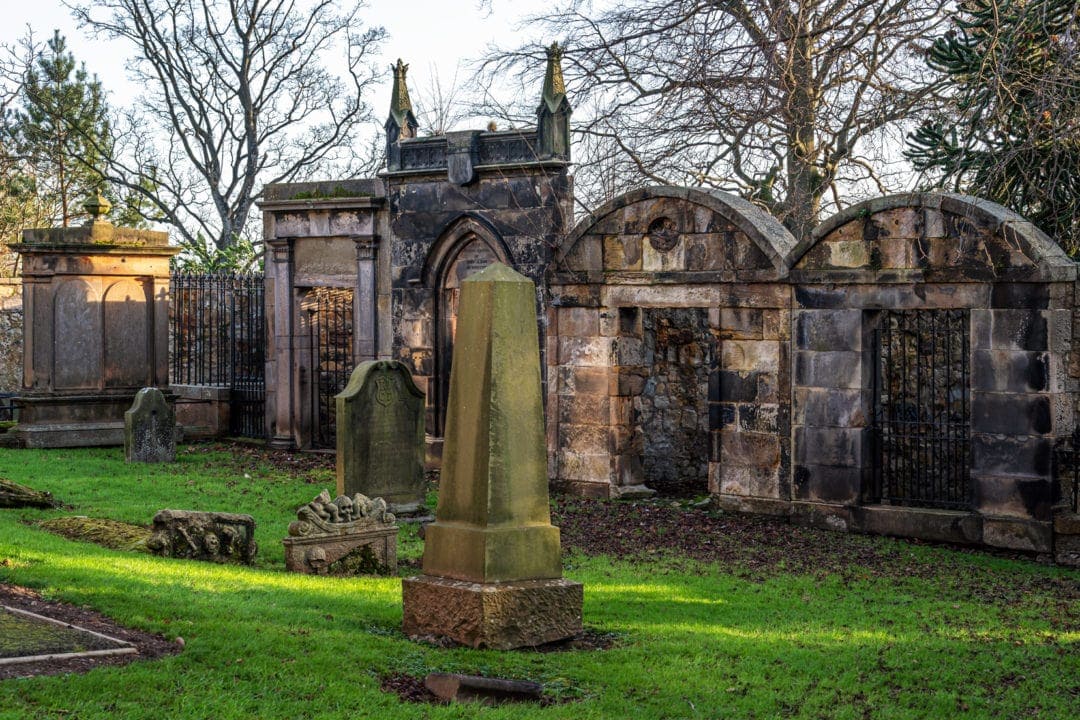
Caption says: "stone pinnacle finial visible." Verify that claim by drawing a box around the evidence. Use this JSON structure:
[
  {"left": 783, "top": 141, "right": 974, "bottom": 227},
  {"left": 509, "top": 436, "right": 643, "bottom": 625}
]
[
  {"left": 541, "top": 42, "right": 567, "bottom": 113},
  {"left": 536, "top": 42, "right": 572, "bottom": 161},
  {"left": 388, "top": 59, "right": 417, "bottom": 136}
]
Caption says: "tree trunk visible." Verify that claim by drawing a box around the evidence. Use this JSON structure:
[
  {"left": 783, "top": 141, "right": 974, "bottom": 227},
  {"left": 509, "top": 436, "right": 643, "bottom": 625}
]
[{"left": 0, "top": 478, "right": 59, "bottom": 508}]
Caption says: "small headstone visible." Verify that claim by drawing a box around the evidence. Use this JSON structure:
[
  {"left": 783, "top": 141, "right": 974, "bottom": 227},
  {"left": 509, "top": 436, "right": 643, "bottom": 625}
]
[
  {"left": 336, "top": 360, "right": 425, "bottom": 514},
  {"left": 124, "top": 388, "right": 176, "bottom": 463},
  {"left": 146, "top": 510, "right": 257, "bottom": 564},
  {"left": 283, "top": 489, "right": 398, "bottom": 575},
  {"left": 0, "top": 478, "right": 59, "bottom": 508}
]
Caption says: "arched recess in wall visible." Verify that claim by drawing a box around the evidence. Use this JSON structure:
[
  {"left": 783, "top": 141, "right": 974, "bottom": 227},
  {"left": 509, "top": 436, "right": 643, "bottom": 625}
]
[
  {"left": 549, "top": 186, "right": 798, "bottom": 499},
  {"left": 423, "top": 214, "right": 513, "bottom": 436},
  {"left": 103, "top": 279, "right": 150, "bottom": 388},
  {"left": 53, "top": 279, "right": 102, "bottom": 390}
]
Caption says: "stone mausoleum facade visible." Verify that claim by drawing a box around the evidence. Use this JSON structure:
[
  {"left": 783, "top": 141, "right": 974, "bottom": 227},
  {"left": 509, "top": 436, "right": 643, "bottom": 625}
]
[{"left": 260, "top": 47, "right": 1080, "bottom": 562}]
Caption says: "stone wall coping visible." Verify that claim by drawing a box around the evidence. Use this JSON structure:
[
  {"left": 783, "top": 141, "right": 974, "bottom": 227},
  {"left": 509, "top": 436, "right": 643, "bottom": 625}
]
[
  {"left": 791, "top": 192, "right": 1077, "bottom": 281},
  {"left": 379, "top": 160, "right": 570, "bottom": 180},
  {"left": 260, "top": 179, "right": 384, "bottom": 203},
  {"left": 557, "top": 186, "right": 799, "bottom": 277},
  {"left": 11, "top": 243, "right": 180, "bottom": 257}
]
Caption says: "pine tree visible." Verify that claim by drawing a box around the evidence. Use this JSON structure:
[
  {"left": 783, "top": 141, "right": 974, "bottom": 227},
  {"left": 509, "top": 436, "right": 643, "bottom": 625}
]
[
  {"left": 907, "top": 0, "right": 1080, "bottom": 254},
  {"left": 6, "top": 31, "right": 112, "bottom": 227}
]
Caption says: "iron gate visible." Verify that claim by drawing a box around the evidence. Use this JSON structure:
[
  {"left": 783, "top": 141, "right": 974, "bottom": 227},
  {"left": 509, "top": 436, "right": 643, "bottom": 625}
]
[
  {"left": 306, "top": 288, "right": 355, "bottom": 449},
  {"left": 1053, "top": 430, "right": 1080, "bottom": 514},
  {"left": 872, "top": 309, "right": 971, "bottom": 510},
  {"left": 170, "top": 271, "right": 266, "bottom": 438}
]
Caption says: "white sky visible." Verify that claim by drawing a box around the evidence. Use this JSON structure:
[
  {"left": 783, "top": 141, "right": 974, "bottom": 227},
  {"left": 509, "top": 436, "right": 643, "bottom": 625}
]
[{"left": 0, "top": 0, "right": 551, "bottom": 127}]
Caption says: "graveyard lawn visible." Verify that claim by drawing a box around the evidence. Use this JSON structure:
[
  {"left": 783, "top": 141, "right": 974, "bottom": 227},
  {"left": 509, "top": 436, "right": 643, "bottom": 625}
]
[{"left": 0, "top": 444, "right": 1076, "bottom": 719}]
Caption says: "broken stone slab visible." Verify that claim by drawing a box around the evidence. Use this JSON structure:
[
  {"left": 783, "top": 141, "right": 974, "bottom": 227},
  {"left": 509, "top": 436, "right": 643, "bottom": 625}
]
[
  {"left": 0, "top": 478, "right": 59, "bottom": 509},
  {"left": 424, "top": 673, "right": 544, "bottom": 704},
  {"left": 146, "top": 510, "right": 256, "bottom": 564},
  {"left": 282, "top": 489, "right": 398, "bottom": 575},
  {"left": 124, "top": 388, "right": 176, "bottom": 463}
]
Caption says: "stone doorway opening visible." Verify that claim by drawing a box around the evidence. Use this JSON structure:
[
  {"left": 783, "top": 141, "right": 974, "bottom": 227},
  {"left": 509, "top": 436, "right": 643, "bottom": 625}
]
[
  {"left": 870, "top": 309, "right": 972, "bottom": 510},
  {"left": 638, "top": 308, "right": 716, "bottom": 497},
  {"left": 303, "top": 287, "right": 355, "bottom": 449},
  {"left": 433, "top": 234, "right": 505, "bottom": 437}
]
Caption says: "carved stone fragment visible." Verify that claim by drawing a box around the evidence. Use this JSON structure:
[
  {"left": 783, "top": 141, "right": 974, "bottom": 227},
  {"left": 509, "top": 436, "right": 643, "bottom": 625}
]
[
  {"left": 283, "top": 489, "right": 398, "bottom": 575},
  {"left": 146, "top": 510, "right": 257, "bottom": 564}
]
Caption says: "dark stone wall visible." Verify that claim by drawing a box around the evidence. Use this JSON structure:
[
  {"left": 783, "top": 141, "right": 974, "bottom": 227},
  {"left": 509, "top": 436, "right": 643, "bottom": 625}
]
[
  {"left": 640, "top": 308, "right": 714, "bottom": 496},
  {"left": 385, "top": 165, "right": 572, "bottom": 435}
]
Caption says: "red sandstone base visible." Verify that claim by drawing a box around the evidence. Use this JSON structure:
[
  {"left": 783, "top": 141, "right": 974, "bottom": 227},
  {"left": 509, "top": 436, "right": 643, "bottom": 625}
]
[{"left": 401, "top": 575, "right": 583, "bottom": 650}]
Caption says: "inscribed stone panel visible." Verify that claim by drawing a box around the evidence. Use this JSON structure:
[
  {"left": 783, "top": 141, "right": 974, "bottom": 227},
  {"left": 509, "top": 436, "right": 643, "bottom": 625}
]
[
  {"left": 53, "top": 279, "right": 102, "bottom": 389},
  {"left": 104, "top": 280, "right": 149, "bottom": 388}
]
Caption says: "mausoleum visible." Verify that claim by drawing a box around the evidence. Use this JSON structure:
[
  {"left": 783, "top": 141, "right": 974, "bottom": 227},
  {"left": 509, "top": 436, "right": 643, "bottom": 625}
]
[{"left": 257, "top": 47, "right": 1080, "bottom": 560}]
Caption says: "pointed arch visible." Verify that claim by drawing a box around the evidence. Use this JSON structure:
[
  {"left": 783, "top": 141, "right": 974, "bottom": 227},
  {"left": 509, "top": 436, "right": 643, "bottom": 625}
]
[{"left": 424, "top": 214, "right": 513, "bottom": 436}]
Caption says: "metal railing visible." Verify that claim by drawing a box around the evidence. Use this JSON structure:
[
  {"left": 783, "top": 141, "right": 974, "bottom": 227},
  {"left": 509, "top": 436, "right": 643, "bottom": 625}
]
[
  {"left": 170, "top": 271, "right": 266, "bottom": 438},
  {"left": 873, "top": 309, "right": 972, "bottom": 510}
]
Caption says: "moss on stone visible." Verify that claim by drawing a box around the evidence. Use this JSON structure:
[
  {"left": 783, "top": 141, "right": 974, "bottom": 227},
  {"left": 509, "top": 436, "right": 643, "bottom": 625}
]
[
  {"left": 289, "top": 185, "right": 371, "bottom": 200},
  {"left": 39, "top": 517, "right": 151, "bottom": 553}
]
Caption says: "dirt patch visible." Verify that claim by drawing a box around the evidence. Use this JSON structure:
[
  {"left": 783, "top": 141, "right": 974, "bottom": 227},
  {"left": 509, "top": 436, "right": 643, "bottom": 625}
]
[
  {"left": 552, "top": 496, "right": 1080, "bottom": 626},
  {"left": 0, "top": 584, "right": 179, "bottom": 680}
]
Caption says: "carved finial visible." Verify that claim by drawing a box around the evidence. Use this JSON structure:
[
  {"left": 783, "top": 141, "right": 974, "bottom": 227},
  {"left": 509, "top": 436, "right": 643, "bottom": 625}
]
[
  {"left": 541, "top": 42, "right": 567, "bottom": 113},
  {"left": 83, "top": 192, "right": 112, "bottom": 224},
  {"left": 536, "top": 42, "right": 572, "bottom": 161},
  {"left": 388, "top": 59, "right": 418, "bottom": 138}
]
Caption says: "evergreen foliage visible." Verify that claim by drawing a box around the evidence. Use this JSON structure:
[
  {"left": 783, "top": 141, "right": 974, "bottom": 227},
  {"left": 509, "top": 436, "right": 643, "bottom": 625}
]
[
  {"left": 5, "top": 31, "right": 112, "bottom": 227},
  {"left": 907, "top": 0, "right": 1080, "bottom": 254}
]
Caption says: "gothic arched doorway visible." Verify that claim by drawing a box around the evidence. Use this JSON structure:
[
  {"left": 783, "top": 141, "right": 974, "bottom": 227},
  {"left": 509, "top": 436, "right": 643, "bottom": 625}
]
[{"left": 426, "top": 218, "right": 510, "bottom": 437}]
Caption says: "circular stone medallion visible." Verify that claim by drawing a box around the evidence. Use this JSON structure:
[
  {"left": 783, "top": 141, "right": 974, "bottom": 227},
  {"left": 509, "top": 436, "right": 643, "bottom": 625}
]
[{"left": 646, "top": 217, "right": 680, "bottom": 252}]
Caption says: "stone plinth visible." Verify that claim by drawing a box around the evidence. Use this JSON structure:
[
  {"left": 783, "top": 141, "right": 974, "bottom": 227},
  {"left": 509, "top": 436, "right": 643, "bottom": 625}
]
[
  {"left": 336, "top": 360, "right": 425, "bottom": 513},
  {"left": 403, "top": 263, "right": 582, "bottom": 649},
  {"left": 11, "top": 198, "right": 178, "bottom": 448},
  {"left": 283, "top": 489, "right": 398, "bottom": 574},
  {"left": 402, "top": 575, "right": 582, "bottom": 650}
]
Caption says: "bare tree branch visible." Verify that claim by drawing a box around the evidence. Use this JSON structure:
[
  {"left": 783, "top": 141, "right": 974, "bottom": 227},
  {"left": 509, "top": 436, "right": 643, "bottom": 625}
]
[{"left": 67, "top": 0, "right": 386, "bottom": 251}]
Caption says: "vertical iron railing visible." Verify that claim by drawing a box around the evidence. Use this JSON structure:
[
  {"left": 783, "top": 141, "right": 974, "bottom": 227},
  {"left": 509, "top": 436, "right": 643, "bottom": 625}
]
[
  {"left": 873, "top": 309, "right": 971, "bottom": 510},
  {"left": 307, "top": 288, "right": 355, "bottom": 449},
  {"left": 170, "top": 271, "right": 266, "bottom": 438},
  {"left": 1053, "top": 430, "right": 1080, "bottom": 514},
  {"left": 0, "top": 393, "right": 15, "bottom": 423}
]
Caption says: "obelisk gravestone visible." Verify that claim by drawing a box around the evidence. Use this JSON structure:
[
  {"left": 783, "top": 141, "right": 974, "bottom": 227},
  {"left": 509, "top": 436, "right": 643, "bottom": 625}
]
[{"left": 401, "top": 263, "right": 582, "bottom": 649}]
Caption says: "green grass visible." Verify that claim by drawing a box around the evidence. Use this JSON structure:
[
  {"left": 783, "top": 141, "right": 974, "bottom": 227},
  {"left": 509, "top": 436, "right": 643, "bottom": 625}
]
[{"left": 0, "top": 445, "right": 1077, "bottom": 719}]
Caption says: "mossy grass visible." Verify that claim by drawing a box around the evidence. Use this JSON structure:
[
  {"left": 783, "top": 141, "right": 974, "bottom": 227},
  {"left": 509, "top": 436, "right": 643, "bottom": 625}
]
[{"left": 0, "top": 445, "right": 1076, "bottom": 719}]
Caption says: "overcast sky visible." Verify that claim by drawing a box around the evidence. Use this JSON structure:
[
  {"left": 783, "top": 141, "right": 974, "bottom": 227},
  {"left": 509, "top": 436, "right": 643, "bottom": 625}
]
[{"left": 0, "top": 0, "right": 552, "bottom": 127}]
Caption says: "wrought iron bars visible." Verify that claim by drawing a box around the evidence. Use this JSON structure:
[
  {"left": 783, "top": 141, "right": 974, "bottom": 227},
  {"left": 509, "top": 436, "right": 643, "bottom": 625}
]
[
  {"left": 1053, "top": 430, "right": 1080, "bottom": 514},
  {"left": 169, "top": 271, "right": 266, "bottom": 438},
  {"left": 306, "top": 287, "right": 355, "bottom": 449},
  {"left": 873, "top": 309, "right": 972, "bottom": 510}
]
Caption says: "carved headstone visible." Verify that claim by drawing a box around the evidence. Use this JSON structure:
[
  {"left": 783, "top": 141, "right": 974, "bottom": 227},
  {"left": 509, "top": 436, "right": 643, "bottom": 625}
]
[
  {"left": 146, "top": 510, "right": 257, "bottom": 564},
  {"left": 336, "top": 360, "right": 425, "bottom": 514},
  {"left": 402, "top": 263, "right": 583, "bottom": 649},
  {"left": 282, "top": 489, "right": 398, "bottom": 575},
  {"left": 124, "top": 387, "right": 176, "bottom": 463}
]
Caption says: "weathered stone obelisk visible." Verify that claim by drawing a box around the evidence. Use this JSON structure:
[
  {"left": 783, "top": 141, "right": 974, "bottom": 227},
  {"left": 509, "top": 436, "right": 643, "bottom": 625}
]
[{"left": 401, "top": 263, "right": 582, "bottom": 649}]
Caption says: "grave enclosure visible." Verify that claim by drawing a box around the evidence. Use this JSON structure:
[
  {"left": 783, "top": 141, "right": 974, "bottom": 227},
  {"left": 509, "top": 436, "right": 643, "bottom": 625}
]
[
  {"left": 260, "top": 45, "right": 1080, "bottom": 560},
  {"left": 8, "top": 46, "right": 1080, "bottom": 563}
]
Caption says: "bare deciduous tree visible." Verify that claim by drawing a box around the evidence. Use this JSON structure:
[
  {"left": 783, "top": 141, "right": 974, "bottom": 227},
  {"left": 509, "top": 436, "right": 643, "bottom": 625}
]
[
  {"left": 69, "top": 0, "right": 386, "bottom": 251},
  {"left": 480, "top": 0, "right": 950, "bottom": 236}
]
